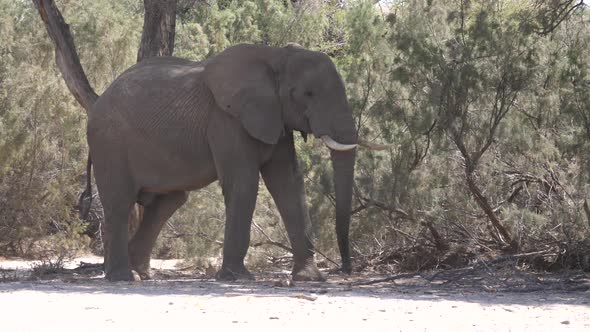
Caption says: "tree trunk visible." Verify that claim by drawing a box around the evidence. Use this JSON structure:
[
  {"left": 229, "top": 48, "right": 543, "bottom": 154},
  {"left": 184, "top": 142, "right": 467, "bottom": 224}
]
[
  {"left": 137, "top": 0, "right": 177, "bottom": 62},
  {"left": 465, "top": 172, "right": 515, "bottom": 249},
  {"left": 32, "top": 0, "right": 98, "bottom": 112}
]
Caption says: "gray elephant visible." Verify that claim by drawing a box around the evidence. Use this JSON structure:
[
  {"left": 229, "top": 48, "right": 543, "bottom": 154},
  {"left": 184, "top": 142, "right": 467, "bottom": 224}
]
[{"left": 84, "top": 43, "right": 360, "bottom": 281}]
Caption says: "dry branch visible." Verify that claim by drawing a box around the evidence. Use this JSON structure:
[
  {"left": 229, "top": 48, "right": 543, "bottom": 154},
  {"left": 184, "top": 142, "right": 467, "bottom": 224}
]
[
  {"left": 533, "top": 0, "right": 586, "bottom": 36},
  {"left": 350, "top": 272, "right": 423, "bottom": 286},
  {"left": 583, "top": 199, "right": 590, "bottom": 228},
  {"left": 465, "top": 173, "right": 514, "bottom": 247},
  {"left": 32, "top": 0, "right": 98, "bottom": 112}
]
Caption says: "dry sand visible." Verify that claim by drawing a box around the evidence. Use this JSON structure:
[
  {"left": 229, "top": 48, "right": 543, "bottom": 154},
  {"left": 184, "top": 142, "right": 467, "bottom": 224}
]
[{"left": 1, "top": 256, "right": 588, "bottom": 332}]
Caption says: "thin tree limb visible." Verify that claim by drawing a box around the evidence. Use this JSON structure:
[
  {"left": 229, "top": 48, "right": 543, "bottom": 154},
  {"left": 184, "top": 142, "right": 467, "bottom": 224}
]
[
  {"left": 32, "top": 0, "right": 98, "bottom": 112},
  {"left": 583, "top": 199, "right": 590, "bottom": 228}
]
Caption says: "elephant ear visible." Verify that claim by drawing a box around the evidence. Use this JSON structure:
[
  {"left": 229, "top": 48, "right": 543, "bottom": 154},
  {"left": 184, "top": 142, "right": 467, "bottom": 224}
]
[{"left": 204, "top": 57, "right": 282, "bottom": 145}]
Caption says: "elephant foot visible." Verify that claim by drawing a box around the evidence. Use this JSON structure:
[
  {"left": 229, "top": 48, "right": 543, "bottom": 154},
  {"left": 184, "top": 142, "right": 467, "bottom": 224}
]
[
  {"left": 292, "top": 261, "right": 326, "bottom": 281},
  {"left": 340, "top": 263, "right": 352, "bottom": 275},
  {"left": 129, "top": 259, "right": 151, "bottom": 280},
  {"left": 129, "top": 246, "right": 152, "bottom": 280},
  {"left": 131, "top": 270, "right": 142, "bottom": 281},
  {"left": 215, "top": 265, "right": 255, "bottom": 281},
  {"left": 106, "top": 269, "right": 137, "bottom": 282},
  {"left": 130, "top": 267, "right": 151, "bottom": 280}
]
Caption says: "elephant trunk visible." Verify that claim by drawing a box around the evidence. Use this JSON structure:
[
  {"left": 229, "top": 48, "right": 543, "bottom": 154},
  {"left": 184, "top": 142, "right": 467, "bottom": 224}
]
[{"left": 330, "top": 148, "right": 356, "bottom": 274}]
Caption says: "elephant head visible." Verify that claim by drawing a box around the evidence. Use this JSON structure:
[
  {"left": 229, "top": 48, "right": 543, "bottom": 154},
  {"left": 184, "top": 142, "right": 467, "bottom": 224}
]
[{"left": 204, "top": 43, "right": 357, "bottom": 273}]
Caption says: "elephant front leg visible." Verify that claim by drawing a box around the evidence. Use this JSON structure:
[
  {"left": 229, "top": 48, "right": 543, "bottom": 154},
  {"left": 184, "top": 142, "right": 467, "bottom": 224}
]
[
  {"left": 208, "top": 110, "right": 267, "bottom": 281},
  {"left": 215, "top": 169, "right": 260, "bottom": 281},
  {"left": 261, "top": 133, "right": 325, "bottom": 281}
]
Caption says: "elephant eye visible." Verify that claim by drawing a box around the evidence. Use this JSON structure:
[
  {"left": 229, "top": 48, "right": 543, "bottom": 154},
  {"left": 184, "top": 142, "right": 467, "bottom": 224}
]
[{"left": 304, "top": 91, "right": 313, "bottom": 98}]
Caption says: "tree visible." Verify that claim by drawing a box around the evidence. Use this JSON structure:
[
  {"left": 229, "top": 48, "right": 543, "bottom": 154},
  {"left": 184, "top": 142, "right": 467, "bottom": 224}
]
[{"left": 344, "top": 0, "right": 589, "bottom": 265}]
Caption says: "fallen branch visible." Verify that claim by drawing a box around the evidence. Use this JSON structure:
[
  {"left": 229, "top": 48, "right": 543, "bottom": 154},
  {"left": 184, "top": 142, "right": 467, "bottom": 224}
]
[
  {"left": 251, "top": 241, "right": 293, "bottom": 253},
  {"left": 252, "top": 221, "right": 293, "bottom": 254},
  {"left": 251, "top": 222, "right": 340, "bottom": 268},
  {"left": 314, "top": 249, "right": 340, "bottom": 268},
  {"left": 224, "top": 292, "right": 317, "bottom": 301},
  {"left": 350, "top": 272, "right": 423, "bottom": 286}
]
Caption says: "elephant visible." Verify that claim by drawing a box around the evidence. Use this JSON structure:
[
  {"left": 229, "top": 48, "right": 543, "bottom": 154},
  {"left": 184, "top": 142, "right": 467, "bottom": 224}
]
[{"left": 82, "top": 43, "right": 360, "bottom": 281}]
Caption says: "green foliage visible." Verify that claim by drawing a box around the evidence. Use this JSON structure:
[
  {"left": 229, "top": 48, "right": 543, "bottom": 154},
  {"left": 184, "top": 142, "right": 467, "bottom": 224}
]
[
  {"left": 1, "top": 0, "right": 589, "bottom": 271},
  {"left": 0, "top": 0, "right": 140, "bottom": 256},
  {"left": 175, "top": 0, "right": 337, "bottom": 59},
  {"left": 349, "top": 0, "right": 590, "bottom": 263}
]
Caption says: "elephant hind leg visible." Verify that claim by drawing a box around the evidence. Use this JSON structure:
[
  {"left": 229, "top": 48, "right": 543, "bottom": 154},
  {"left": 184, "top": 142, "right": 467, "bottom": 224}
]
[
  {"left": 99, "top": 187, "right": 137, "bottom": 281},
  {"left": 128, "top": 191, "right": 188, "bottom": 280}
]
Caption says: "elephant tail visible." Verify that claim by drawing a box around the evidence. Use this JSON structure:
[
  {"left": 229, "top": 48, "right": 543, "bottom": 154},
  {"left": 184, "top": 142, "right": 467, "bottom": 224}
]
[{"left": 78, "top": 154, "right": 93, "bottom": 220}]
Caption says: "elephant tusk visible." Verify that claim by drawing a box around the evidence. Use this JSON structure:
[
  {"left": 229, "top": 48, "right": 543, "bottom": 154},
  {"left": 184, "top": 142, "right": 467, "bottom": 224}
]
[
  {"left": 321, "top": 135, "right": 358, "bottom": 151},
  {"left": 357, "top": 139, "right": 396, "bottom": 151}
]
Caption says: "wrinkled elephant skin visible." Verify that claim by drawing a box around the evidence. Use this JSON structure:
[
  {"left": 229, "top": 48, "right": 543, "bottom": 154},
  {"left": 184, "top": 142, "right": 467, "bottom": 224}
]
[{"left": 86, "top": 44, "right": 356, "bottom": 281}]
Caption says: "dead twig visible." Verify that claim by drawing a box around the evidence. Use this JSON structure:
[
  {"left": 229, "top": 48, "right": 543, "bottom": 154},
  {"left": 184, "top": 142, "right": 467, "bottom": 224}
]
[
  {"left": 350, "top": 272, "right": 424, "bottom": 286},
  {"left": 251, "top": 221, "right": 339, "bottom": 268},
  {"left": 252, "top": 221, "right": 293, "bottom": 254},
  {"left": 251, "top": 241, "right": 293, "bottom": 253},
  {"left": 224, "top": 292, "right": 317, "bottom": 301}
]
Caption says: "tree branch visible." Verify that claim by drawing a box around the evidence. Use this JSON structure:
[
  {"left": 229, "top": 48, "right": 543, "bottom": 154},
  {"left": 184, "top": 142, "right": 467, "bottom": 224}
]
[
  {"left": 584, "top": 199, "right": 590, "bottom": 228},
  {"left": 533, "top": 0, "right": 586, "bottom": 36},
  {"left": 252, "top": 221, "right": 293, "bottom": 253},
  {"left": 465, "top": 172, "right": 514, "bottom": 247},
  {"left": 32, "top": 0, "right": 98, "bottom": 112}
]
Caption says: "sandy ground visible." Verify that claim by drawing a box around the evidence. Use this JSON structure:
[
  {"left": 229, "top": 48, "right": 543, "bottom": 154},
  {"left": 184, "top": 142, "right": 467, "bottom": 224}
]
[{"left": 1, "top": 256, "right": 589, "bottom": 332}]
